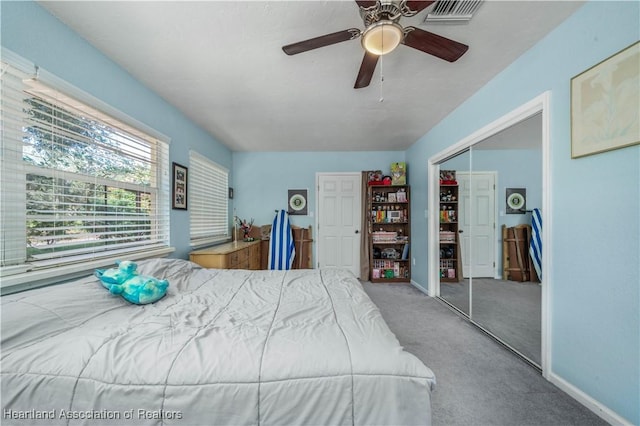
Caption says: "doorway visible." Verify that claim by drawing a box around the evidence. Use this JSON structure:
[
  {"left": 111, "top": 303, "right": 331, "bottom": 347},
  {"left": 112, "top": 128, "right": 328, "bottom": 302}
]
[
  {"left": 316, "top": 173, "right": 362, "bottom": 278},
  {"left": 427, "top": 93, "right": 551, "bottom": 375},
  {"left": 458, "top": 171, "right": 497, "bottom": 279}
]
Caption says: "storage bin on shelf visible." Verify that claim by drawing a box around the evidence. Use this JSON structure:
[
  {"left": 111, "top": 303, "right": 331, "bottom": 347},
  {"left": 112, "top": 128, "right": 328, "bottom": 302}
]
[
  {"left": 372, "top": 231, "right": 397, "bottom": 243},
  {"left": 439, "top": 231, "right": 456, "bottom": 243}
]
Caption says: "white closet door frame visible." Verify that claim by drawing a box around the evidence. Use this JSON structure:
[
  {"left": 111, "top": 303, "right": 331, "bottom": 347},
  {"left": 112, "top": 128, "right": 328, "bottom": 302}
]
[{"left": 427, "top": 92, "right": 551, "bottom": 378}]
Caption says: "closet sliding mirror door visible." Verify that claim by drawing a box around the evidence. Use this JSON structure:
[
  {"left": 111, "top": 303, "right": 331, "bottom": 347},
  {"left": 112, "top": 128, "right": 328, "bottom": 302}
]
[
  {"left": 438, "top": 149, "right": 472, "bottom": 316},
  {"left": 468, "top": 114, "right": 543, "bottom": 367}
]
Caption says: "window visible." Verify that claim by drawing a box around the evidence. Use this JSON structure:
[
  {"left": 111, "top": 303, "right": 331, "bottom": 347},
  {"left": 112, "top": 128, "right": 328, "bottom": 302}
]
[
  {"left": 0, "top": 61, "right": 170, "bottom": 285},
  {"left": 189, "top": 150, "right": 229, "bottom": 246}
]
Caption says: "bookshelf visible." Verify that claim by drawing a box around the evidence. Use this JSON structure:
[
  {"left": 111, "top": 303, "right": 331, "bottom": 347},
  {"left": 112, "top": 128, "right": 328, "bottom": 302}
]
[{"left": 368, "top": 185, "right": 411, "bottom": 283}]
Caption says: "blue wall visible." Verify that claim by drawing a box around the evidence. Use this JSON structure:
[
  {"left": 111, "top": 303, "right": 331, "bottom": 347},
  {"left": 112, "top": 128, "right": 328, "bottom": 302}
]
[
  {"left": 406, "top": 1, "right": 639, "bottom": 423},
  {"left": 1, "top": 1, "right": 233, "bottom": 259},
  {"left": 232, "top": 150, "right": 404, "bottom": 225}
]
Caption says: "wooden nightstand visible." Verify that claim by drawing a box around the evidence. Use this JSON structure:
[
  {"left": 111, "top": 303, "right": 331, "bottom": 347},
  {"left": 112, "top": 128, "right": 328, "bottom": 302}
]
[{"left": 189, "top": 240, "right": 261, "bottom": 270}]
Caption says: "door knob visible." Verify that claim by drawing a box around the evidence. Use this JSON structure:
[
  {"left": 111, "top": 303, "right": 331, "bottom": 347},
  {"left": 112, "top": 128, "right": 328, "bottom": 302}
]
[
  {"left": 458, "top": 229, "right": 464, "bottom": 233},
  {"left": 355, "top": 230, "right": 360, "bottom": 234}
]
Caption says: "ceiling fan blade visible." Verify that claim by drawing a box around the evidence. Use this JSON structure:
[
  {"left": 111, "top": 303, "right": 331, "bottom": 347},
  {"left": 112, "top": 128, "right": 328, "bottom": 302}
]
[
  {"left": 355, "top": 1, "right": 377, "bottom": 8},
  {"left": 282, "top": 29, "right": 360, "bottom": 55},
  {"left": 404, "top": 1, "right": 436, "bottom": 14},
  {"left": 354, "top": 51, "right": 379, "bottom": 89},
  {"left": 402, "top": 27, "right": 468, "bottom": 62}
]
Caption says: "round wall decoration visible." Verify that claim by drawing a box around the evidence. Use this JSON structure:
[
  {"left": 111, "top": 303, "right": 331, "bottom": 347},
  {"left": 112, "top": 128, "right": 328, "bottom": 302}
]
[
  {"left": 287, "top": 189, "right": 308, "bottom": 215},
  {"left": 289, "top": 194, "right": 306, "bottom": 211},
  {"left": 507, "top": 193, "right": 525, "bottom": 210},
  {"left": 505, "top": 188, "right": 527, "bottom": 214}
]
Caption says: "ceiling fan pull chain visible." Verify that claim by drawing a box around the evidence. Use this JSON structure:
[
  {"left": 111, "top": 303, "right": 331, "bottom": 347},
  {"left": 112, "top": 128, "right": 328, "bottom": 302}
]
[{"left": 379, "top": 56, "right": 384, "bottom": 102}]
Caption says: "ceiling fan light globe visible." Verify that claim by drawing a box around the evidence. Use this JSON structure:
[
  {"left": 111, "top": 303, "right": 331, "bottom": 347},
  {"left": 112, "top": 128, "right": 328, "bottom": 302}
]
[{"left": 361, "top": 21, "right": 403, "bottom": 55}]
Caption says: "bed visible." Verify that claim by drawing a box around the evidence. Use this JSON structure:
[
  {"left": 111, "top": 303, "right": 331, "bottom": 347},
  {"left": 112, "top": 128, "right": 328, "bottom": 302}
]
[{"left": 1, "top": 258, "right": 435, "bottom": 425}]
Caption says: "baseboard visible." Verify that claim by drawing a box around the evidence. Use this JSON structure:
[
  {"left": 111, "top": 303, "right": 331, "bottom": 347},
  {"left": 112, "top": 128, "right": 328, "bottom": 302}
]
[
  {"left": 410, "top": 279, "right": 431, "bottom": 296},
  {"left": 548, "top": 372, "right": 633, "bottom": 426}
]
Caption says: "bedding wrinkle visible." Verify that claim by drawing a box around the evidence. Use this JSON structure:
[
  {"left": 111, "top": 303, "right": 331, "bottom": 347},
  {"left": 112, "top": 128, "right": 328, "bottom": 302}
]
[
  {"left": 2, "top": 260, "right": 435, "bottom": 425},
  {"left": 23, "top": 262, "right": 222, "bottom": 424},
  {"left": 256, "top": 270, "right": 288, "bottom": 426},
  {"left": 318, "top": 269, "right": 356, "bottom": 426},
  {"left": 1, "top": 297, "right": 149, "bottom": 365},
  {"left": 1, "top": 302, "right": 72, "bottom": 356},
  {"left": 157, "top": 272, "right": 254, "bottom": 425},
  {"left": 1, "top": 262, "right": 220, "bottom": 362},
  {"left": 1, "top": 276, "right": 124, "bottom": 350}
]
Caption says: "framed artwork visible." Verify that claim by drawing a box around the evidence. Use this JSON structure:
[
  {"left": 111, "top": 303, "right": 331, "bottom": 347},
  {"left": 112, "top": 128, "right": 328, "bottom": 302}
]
[
  {"left": 506, "top": 188, "right": 526, "bottom": 214},
  {"left": 571, "top": 41, "right": 639, "bottom": 158},
  {"left": 172, "top": 162, "right": 188, "bottom": 210},
  {"left": 288, "top": 189, "right": 308, "bottom": 215}
]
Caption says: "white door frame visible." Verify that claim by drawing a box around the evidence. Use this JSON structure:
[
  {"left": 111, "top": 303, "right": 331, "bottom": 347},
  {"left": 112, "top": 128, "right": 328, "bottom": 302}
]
[
  {"left": 427, "top": 92, "right": 552, "bottom": 377},
  {"left": 315, "top": 172, "right": 362, "bottom": 277}
]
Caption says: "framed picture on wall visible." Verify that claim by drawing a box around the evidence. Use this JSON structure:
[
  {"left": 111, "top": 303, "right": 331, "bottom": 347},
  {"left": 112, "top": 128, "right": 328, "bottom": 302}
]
[
  {"left": 288, "top": 189, "right": 308, "bottom": 215},
  {"left": 571, "top": 41, "right": 640, "bottom": 158},
  {"left": 172, "top": 162, "right": 188, "bottom": 210}
]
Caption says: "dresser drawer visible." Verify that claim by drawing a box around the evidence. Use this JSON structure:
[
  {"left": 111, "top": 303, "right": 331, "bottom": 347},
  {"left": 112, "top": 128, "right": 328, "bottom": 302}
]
[
  {"left": 229, "top": 248, "right": 249, "bottom": 268},
  {"left": 248, "top": 243, "right": 261, "bottom": 270},
  {"left": 229, "top": 251, "right": 239, "bottom": 267},
  {"left": 190, "top": 241, "right": 261, "bottom": 270},
  {"left": 189, "top": 253, "right": 228, "bottom": 269}
]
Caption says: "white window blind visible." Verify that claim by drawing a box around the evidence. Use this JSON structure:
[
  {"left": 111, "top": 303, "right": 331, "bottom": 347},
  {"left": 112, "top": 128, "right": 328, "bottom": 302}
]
[
  {"left": 189, "top": 150, "right": 229, "bottom": 246},
  {"left": 0, "top": 61, "right": 170, "bottom": 275}
]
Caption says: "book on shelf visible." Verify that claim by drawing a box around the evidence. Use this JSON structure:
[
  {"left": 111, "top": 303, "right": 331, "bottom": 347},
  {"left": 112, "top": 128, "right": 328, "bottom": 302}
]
[{"left": 401, "top": 243, "right": 409, "bottom": 260}]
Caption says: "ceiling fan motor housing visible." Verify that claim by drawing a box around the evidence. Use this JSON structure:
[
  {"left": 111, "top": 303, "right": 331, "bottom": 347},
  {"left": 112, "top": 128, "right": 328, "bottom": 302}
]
[{"left": 360, "top": 1, "right": 404, "bottom": 27}]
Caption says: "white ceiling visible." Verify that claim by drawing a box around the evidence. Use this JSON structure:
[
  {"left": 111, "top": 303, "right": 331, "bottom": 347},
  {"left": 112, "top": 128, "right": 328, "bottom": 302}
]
[
  {"left": 38, "top": 1, "right": 584, "bottom": 152},
  {"left": 476, "top": 112, "right": 542, "bottom": 150}
]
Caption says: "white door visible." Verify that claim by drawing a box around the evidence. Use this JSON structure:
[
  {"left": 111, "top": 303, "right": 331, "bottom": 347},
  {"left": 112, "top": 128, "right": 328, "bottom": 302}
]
[
  {"left": 317, "top": 173, "right": 361, "bottom": 277},
  {"left": 458, "top": 172, "right": 496, "bottom": 278}
]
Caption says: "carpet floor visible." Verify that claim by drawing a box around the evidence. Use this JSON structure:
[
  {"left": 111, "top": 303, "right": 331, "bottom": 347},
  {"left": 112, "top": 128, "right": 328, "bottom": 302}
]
[
  {"left": 362, "top": 281, "right": 607, "bottom": 426},
  {"left": 439, "top": 278, "right": 542, "bottom": 366}
]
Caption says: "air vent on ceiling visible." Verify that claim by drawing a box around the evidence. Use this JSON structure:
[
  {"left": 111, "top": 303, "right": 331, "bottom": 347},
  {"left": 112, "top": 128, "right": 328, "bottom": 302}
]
[{"left": 422, "top": 0, "right": 483, "bottom": 23}]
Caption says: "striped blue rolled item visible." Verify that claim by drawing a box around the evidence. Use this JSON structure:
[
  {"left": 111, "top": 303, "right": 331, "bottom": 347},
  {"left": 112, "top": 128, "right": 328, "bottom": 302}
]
[
  {"left": 269, "top": 209, "right": 295, "bottom": 270},
  {"left": 529, "top": 208, "right": 542, "bottom": 280}
]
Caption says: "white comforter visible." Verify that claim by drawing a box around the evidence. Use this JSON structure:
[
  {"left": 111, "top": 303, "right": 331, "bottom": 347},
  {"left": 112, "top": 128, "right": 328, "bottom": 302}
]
[{"left": 1, "top": 259, "right": 435, "bottom": 425}]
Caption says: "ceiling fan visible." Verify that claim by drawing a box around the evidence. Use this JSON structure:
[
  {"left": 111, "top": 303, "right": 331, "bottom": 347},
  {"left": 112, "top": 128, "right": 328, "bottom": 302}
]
[{"left": 282, "top": 0, "right": 469, "bottom": 89}]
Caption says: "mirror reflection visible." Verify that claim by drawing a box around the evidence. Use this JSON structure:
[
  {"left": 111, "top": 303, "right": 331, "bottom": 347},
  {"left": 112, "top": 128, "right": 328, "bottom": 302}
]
[
  {"left": 438, "top": 149, "right": 471, "bottom": 316},
  {"left": 438, "top": 113, "right": 542, "bottom": 367}
]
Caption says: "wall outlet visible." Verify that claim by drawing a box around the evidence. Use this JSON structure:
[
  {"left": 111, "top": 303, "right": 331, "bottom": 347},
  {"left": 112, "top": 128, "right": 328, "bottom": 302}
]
[{"left": 412, "top": 257, "right": 416, "bottom": 266}]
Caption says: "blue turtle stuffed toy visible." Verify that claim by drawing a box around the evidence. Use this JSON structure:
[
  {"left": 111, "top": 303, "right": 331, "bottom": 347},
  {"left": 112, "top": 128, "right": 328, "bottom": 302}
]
[
  {"left": 95, "top": 261, "right": 169, "bottom": 305},
  {"left": 95, "top": 260, "right": 138, "bottom": 289}
]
